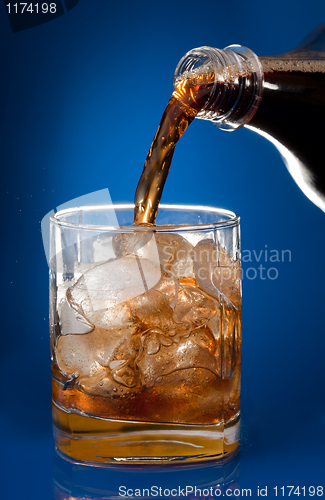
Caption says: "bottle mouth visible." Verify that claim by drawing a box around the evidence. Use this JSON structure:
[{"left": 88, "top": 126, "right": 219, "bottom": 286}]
[
  {"left": 174, "top": 45, "right": 264, "bottom": 130},
  {"left": 173, "top": 46, "right": 222, "bottom": 115}
]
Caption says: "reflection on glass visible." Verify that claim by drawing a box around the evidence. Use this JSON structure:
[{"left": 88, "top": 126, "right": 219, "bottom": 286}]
[{"left": 52, "top": 448, "right": 240, "bottom": 499}]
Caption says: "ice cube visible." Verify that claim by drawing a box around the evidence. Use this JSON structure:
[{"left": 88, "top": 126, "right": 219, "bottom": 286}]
[
  {"left": 77, "top": 366, "right": 142, "bottom": 398},
  {"left": 173, "top": 285, "right": 217, "bottom": 329},
  {"left": 136, "top": 326, "right": 219, "bottom": 388},
  {"left": 74, "top": 332, "right": 142, "bottom": 397},
  {"left": 112, "top": 232, "right": 158, "bottom": 262},
  {"left": 193, "top": 239, "right": 241, "bottom": 307},
  {"left": 66, "top": 255, "right": 177, "bottom": 331},
  {"left": 77, "top": 370, "right": 114, "bottom": 396},
  {"left": 59, "top": 299, "right": 93, "bottom": 335},
  {"left": 113, "top": 232, "right": 195, "bottom": 279},
  {"left": 69, "top": 254, "right": 161, "bottom": 308},
  {"left": 128, "top": 282, "right": 217, "bottom": 337},
  {"left": 130, "top": 289, "right": 187, "bottom": 335},
  {"left": 55, "top": 327, "right": 133, "bottom": 378},
  {"left": 155, "top": 233, "right": 195, "bottom": 279},
  {"left": 111, "top": 359, "right": 139, "bottom": 388}
]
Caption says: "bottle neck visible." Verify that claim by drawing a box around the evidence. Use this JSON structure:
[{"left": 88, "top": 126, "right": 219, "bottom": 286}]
[{"left": 174, "top": 45, "right": 264, "bottom": 131}]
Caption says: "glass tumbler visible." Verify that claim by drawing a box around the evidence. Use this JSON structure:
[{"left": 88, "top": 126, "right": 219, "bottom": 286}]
[{"left": 50, "top": 204, "right": 241, "bottom": 464}]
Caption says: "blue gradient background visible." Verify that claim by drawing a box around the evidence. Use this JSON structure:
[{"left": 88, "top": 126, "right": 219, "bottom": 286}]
[{"left": 0, "top": 1, "right": 324, "bottom": 498}]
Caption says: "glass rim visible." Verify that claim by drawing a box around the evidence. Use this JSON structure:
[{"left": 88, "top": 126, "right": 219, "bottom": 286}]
[{"left": 50, "top": 203, "right": 240, "bottom": 232}]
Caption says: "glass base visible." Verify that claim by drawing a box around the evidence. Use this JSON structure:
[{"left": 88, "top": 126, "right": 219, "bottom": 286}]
[{"left": 53, "top": 403, "right": 240, "bottom": 465}]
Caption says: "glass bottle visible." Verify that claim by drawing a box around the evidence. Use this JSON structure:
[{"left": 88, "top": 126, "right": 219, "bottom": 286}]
[{"left": 174, "top": 24, "right": 325, "bottom": 211}]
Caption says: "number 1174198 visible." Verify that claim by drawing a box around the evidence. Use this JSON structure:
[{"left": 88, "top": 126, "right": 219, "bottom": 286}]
[
  {"left": 274, "top": 486, "right": 323, "bottom": 496},
  {"left": 6, "top": 3, "right": 57, "bottom": 14}
]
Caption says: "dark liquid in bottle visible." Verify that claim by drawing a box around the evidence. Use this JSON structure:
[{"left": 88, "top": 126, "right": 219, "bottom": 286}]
[{"left": 250, "top": 60, "right": 325, "bottom": 207}]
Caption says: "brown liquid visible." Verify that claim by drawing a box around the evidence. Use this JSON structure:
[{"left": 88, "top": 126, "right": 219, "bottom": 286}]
[
  {"left": 134, "top": 75, "right": 214, "bottom": 225},
  {"left": 52, "top": 271, "right": 241, "bottom": 462},
  {"left": 53, "top": 363, "right": 240, "bottom": 425}
]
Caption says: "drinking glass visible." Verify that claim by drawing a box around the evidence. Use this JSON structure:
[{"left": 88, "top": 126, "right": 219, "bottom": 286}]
[{"left": 50, "top": 204, "right": 241, "bottom": 464}]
